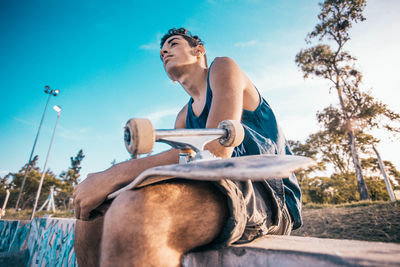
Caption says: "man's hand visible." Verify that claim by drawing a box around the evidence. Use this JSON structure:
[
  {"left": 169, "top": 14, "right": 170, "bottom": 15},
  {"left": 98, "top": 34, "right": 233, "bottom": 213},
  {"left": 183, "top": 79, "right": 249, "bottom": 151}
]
[
  {"left": 72, "top": 149, "right": 179, "bottom": 221},
  {"left": 73, "top": 170, "right": 116, "bottom": 221}
]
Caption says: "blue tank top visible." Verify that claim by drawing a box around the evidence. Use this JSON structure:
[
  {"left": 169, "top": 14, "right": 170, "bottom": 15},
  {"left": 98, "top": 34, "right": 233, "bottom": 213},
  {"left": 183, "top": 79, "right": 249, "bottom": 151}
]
[{"left": 186, "top": 64, "right": 302, "bottom": 229}]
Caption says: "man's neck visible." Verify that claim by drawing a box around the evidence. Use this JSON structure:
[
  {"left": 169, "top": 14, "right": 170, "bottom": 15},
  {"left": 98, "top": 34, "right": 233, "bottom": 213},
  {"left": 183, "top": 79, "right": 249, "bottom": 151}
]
[{"left": 174, "top": 64, "right": 208, "bottom": 102}]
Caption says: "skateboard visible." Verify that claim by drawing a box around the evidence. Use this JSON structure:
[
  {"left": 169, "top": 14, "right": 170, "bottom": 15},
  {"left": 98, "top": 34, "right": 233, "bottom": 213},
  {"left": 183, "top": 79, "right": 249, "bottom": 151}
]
[{"left": 108, "top": 118, "right": 315, "bottom": 199}]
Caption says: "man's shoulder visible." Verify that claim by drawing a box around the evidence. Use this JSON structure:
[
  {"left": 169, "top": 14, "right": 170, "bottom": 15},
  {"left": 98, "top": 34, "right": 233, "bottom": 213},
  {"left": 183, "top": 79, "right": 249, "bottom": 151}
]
[
  {"left": 209, "top": 57, "right": 254, "bottom": 98},
  {"left": 209, "top": 57, "right": 244, "bottom": 84},
  {"left": 175, "top": 104, "right": 188, "bottom": 129},
  {"left": 212, "top": 56, "right": 237, "bottom": 67}
]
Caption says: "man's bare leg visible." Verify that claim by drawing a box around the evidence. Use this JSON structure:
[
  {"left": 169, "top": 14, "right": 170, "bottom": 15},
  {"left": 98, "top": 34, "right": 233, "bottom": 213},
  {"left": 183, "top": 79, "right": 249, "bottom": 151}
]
[
  {"left": 101, "top": 180, "right": 228, "bottom": 267},
  {"left": 75, "top": 216, "right": 104, "bottom": 267}
]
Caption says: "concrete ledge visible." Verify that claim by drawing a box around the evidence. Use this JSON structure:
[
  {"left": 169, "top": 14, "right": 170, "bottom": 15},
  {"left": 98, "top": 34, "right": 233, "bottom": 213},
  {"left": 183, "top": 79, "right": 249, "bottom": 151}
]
[
  {"left": 183, "top": 235, "right": 400, "bottom": 267},
  {"left": 0, "top": 218, "right": 76, "bottom": 266},
  {"left": 1, "top": 219, "right": 400, "bottom": 266}
]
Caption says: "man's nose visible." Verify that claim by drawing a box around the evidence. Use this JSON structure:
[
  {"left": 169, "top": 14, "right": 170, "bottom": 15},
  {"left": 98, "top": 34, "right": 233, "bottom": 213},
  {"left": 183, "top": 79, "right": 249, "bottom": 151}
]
[{"left": 161, "top": 49, "right": 168, "bottom": 56}]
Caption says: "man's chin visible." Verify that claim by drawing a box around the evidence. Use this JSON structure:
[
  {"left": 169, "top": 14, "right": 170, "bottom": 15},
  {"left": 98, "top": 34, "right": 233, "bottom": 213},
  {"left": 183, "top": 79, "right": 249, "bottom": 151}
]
[{"left": 165, "top": 64, "right": 183, "bottom": 79}]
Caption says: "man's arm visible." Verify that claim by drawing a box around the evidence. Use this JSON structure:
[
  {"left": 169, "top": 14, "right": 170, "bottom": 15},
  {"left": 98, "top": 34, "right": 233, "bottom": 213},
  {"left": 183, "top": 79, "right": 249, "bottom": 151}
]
[
  {"left": 204, "top": 57, "right": 255, "bottom": 158},
  {"left": 73, "top": 106, "right": 188, "bottom": 220}
]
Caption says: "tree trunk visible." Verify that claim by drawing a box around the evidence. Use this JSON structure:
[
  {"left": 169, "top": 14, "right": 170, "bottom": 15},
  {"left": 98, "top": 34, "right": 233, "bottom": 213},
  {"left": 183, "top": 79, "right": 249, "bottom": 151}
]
[
  {"left": 372, "top": 145, "right": 396, "bottom": 202},
  {"left": 348, "top": 131, "right": 370, "bottom": 200}
]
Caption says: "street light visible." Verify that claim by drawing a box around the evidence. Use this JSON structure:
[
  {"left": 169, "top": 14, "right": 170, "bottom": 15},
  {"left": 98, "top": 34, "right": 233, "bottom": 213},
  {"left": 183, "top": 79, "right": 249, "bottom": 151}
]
[
  {"left": 15, "top": 86, "right": 60, "bottom": 210},
  {"left": 53, "top": 105, "right": 61, "bottom": 113},
  {"left": 30, "top": 105, "right": 62, "bottom": 220},
  {"left": 45, "top": 86, "right": 59, "bottom": 96}
]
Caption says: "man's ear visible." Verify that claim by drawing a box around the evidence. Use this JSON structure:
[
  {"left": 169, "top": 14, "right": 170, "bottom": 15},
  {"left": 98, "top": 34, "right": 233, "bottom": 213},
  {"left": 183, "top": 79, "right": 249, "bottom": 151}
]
[{"left": 195, "top": 45, "right": 205, "bottom": 57}]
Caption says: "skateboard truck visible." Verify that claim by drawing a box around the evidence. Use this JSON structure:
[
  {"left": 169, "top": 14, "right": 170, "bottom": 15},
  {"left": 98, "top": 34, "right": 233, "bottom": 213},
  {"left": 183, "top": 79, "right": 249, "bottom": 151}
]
[{"left": 124, "top": 118, "right": 244, "bottom": 163}]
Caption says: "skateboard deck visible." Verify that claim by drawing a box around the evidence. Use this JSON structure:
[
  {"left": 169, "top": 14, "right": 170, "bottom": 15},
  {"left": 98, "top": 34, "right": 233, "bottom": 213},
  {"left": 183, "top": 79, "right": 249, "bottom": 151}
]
[{"left": 107, "top": 154, "right": 315, "bottom": 199}]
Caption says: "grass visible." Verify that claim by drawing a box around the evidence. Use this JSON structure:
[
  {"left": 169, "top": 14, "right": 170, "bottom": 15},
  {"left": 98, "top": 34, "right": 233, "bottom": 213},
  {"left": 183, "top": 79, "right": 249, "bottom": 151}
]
[
  {"left": 1, "top": 208, "right": 74, "bottom": 220},
  {"left": 302, "top": 200, "right": 391, "bottom": 210},
  {"left": 292, "top": 200, "right": 400, "bottom": 243}
]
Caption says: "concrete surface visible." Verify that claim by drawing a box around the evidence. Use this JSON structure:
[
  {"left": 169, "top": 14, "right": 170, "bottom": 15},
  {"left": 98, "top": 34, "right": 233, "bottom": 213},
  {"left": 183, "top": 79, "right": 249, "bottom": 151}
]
[
  {"left": 183, "top": 235, "right": 400, "bottom": 266},
  {"left": 1, "top": 219, "right": 400, "bottom": 266}
]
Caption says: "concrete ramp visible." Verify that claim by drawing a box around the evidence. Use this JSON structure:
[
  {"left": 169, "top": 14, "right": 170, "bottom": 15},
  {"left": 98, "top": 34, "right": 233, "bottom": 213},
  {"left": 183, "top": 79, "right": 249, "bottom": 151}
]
[
  {"left": 0, "top": 218, "right": 76, "bottom": 266},
  {"left": 183, "top": 235, "right": 400, "bottom": 266},
  {"left": 1, "top": 218, "right": 400, "bottom": 266}
]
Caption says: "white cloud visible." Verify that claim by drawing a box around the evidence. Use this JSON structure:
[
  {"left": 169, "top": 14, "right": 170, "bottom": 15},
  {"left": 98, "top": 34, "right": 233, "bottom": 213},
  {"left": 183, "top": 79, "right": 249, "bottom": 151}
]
[
  {"left": 139, "top": 43, "right": 159, "bottom": 51},
  {"left": 234, "top": 40, "right": 257, "bottom": 48},
  {"left": 279, "top": 114, "right": 320, "bottom": 142},
  {"left": 247, "top": 65, "right": 304, "bottom": 92},
  {"left": 13, "top": 117, "right": 36, "bottom": 128},
  {"left": 57, "top": 126, "right": 89, "bottom": 141},
  {"left": 139, "top": 32, "right": 163, "bottom": 51},
  {"left": 139, "top": 108, "right": 180, "bottom": 127}
]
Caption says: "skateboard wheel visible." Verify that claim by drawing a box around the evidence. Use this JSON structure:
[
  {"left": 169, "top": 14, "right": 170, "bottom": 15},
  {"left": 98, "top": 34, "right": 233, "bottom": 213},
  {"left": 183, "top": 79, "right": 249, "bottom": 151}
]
[
  {"left": 124, "top": 118, "right": 155, "bottom": 156},
  {"left": 218, "top": 120, "right": 244, "bottom": 147}
]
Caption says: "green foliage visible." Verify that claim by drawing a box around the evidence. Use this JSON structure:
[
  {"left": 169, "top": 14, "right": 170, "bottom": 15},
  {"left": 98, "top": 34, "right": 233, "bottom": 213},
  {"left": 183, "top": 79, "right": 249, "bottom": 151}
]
[
  {"left": 385, "top": 161, "right": 400, "bottom": 188},
  {"left": 57, "top": 149, "right": 85, "bottom": 210},
  {"left": 292, "top": 133, "right": 400, "bottom": 205},
  {"left": 365, "top": 176, "right": 390, "bottom": 201},
  {"left": 288, "top": 140, "right": 325, "bottom": 183},
  {"left": 361, "top": 157, "right": 400, "bottom": 189},
  {"left": 0, "top": 149, "right": 85, "bottom": 212},
  {"left": 300, "top": 176, "right": 331, "bottom": 204},
  {"left": 296, "top": 44, "right": 356, "bottom": 80},
  {"left": 329, "top": 173, "right": 359, "bottom": 203},
  {"left": 307, "top": 0, "right": 366, "bottom": 44},
  {"left": 300, "top": 174, "right": 358, "bottom": 204},
  {"left": 300, "top": 173, "right": 391, "bottom": 205},
  {"left": 4, "top": 169, "right": 63, "bottom": 210},
  {"left": 308, "top": 130, "right": 351, "bottom": 174},
  {"left": 60, "top": 149, "right": 85, "bottom": 186}
]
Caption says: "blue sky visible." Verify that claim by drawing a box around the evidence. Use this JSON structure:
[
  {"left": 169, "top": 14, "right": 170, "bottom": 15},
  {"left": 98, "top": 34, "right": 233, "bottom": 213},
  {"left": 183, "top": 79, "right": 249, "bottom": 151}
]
[{"left": 1, "top": 0, "right": 399, "bottom": 181}]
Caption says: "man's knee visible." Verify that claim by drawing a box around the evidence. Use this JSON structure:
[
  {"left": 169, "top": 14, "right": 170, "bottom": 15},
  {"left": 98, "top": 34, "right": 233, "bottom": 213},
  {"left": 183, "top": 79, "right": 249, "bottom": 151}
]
[
  {"left": 102, "top": 180, "right": 228, "bottom": 251},
  {"left": 103, "top": 189, "right": 145, "bottom": 225},
  {"left": 102, "top": 186, "right": 174, "bottom": 242}
]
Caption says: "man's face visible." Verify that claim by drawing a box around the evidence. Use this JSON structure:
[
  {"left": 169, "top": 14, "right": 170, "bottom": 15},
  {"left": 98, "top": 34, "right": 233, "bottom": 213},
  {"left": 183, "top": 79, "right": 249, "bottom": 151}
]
[{"left": 160, "top": 35, "right": 199, "bottom": 77}]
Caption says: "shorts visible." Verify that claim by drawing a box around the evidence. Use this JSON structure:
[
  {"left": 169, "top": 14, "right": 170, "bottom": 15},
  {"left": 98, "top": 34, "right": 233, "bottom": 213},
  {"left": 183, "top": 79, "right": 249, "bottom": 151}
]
[{"left": 205, "top": 179, "right": 293, "bottom": 249}]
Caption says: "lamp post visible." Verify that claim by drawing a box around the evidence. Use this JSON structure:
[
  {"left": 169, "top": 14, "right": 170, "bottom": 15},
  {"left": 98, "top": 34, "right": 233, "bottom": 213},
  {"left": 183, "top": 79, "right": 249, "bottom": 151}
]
[
  {"left": 30, "top": 105, "right": 62, "bottom": 220},
  {"left": 15, "top": 86, "right": 60, "bottom": 210}
]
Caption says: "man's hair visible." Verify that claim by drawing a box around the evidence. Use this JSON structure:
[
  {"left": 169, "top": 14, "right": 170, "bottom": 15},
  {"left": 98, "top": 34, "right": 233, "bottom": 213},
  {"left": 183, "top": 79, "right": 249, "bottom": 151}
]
[
  {"left": 160, "top": 28, "right": 204, "bottom": 49},
  {"left": 160, "top": 27, "right": 207, "bottom": 66}
]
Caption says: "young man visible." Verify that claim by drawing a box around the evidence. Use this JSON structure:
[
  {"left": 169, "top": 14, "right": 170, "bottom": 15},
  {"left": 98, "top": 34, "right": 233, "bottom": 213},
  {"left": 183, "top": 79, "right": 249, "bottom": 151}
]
[{"left": 73, "top": 28, "right": 302, "bottom": 267}]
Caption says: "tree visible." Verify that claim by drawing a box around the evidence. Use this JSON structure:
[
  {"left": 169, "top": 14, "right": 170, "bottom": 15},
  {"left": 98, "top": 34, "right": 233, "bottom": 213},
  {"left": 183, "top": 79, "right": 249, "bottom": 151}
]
[
  {"left": 58, "top": 149, "right": 85, "bottom": 210},
  {"left": 295, "top": 0, "right": 400, "bottom": 200},
  {"left": 291, "top": 135, "right": 400, "bottom": 204},
  {"left": 288, "top": 139, "right": 326, "bottom": 183},
  {"left": 362, "top": 157, "right": 399, "bottom": 189},
  {"left": 60, "top": 149, "right": 85, "bottom": 186},
  {"left": 0, "top": 174, "right": 9, "bottom": 206},
  {"left": 6, "top": 167, "right": 62, "bottom": 210}
]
